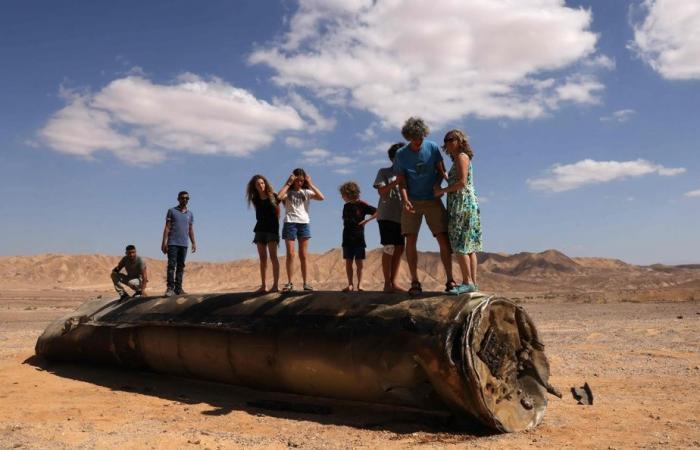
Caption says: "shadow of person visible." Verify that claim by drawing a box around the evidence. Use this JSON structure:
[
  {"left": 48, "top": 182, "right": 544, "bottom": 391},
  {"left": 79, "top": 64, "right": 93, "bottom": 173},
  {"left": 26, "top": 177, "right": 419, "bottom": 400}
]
[{"left": 23, "top": 354, "right": 494, "bottom": 438}]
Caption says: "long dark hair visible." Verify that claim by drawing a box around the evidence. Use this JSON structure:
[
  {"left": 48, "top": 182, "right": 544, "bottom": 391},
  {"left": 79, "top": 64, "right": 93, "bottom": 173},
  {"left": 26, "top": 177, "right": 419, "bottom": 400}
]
[
  {"left": 246, "top": 174, "right": 277, "bottom": 208},
  {"left": 292, "top": 168, "right": 310, "bottom": 190}
]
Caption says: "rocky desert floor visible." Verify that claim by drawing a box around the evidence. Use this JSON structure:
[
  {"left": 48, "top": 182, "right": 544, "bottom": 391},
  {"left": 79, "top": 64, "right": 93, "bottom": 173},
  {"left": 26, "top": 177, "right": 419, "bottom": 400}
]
[{"left": 1, "top": 289, "right": 699, "bottom": 449}]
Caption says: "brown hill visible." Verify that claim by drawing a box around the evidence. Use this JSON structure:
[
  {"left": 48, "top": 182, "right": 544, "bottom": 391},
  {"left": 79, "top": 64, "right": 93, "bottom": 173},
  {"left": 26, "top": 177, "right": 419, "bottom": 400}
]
[{"left": 1, "top": 250, "right": 698, "bottom": 302}]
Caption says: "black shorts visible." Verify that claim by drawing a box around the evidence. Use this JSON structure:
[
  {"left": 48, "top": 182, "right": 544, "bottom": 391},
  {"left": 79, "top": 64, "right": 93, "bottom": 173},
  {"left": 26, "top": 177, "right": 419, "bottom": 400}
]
[
  {"left": 342, "top": 246, "right": 366, "bottom": 260},
  {"left": 378, "top": 220, "right": 404, "bottom": 246},
  {"left": 253, "top": 231, "right": 280, "bottom": 244}
]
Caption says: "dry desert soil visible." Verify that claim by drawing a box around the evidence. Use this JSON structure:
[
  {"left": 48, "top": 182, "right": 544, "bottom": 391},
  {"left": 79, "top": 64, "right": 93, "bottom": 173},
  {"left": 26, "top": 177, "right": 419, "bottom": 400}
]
[{"left": 1, "top": 252, "right": 699, "bottom": 449}]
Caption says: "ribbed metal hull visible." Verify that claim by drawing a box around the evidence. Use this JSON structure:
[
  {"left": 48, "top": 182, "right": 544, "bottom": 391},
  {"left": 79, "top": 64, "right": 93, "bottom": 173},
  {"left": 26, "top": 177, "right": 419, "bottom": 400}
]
[{"left": 36, "top": 291, "right": 555, "bottom": 432}]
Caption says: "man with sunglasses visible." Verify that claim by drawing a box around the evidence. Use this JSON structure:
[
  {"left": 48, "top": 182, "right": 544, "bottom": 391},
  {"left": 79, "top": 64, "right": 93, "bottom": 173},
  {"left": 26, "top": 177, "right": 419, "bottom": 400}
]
[{"left": 161, "top": 191, "right": 196, "bottom": 297}]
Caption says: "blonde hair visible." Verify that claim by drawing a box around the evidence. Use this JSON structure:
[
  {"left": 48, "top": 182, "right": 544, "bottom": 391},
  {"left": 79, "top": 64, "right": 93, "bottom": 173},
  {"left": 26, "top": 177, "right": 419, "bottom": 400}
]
[{"left": 443, "top": 129, "right": 474, "bottom": 159}]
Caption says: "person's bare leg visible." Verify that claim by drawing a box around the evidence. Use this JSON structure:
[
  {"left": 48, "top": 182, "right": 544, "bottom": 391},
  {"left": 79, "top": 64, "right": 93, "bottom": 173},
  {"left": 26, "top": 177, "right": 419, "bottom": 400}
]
[
  {"left": 356, "top": 259, "right": 364, "bottom": 291},
  {"left": 256, "top": 243, "right": 268, "bottom": 292},
  {"left": 268, "top": 242, "right": 280, "bottom": 292},
  {"left": 381, "top": 251, "right": 392, "bottom": 292},
  {"left": 298, "top": 238, "right": 309, "bottom": 285},
  {"left": 405, "top": 234, "right": 419, "bottom": 283},
  {"left": 285, "top": 239, "right": 295, "bottom": 285},
  {"left": 343, "top": 259, "right": 354, "bottom": 291},
  {"left": 436, "top": 232, "right": 454, "bottom": 285},
  {"left": 455, "top": 253, "right": 472, "bottom": 286},
  {"left": 391, "top": 245, "right": 405, "bottom": 291},
  {"left": 469, "top": 252, "right": 478, "bottom": 287}
]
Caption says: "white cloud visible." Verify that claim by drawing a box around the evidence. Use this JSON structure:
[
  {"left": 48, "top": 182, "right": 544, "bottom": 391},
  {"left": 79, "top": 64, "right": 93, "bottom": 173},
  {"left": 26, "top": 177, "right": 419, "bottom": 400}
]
[
  {"left": 285, "top": 136, "right": 305, "bottom": 148},
  {"left": 333, "top": 168, "right": 354, "bottom": 175},
  {"left": 630, "top": 0, "right": 700, "bottom": 80},
  {"left": 528, "top": 158, "right": 686, "bottom": 192},
  {"left": 684, "top": 189, "right": 700, "bottom": 198},
  {"left": 301, "top": 147, "right": 353, "bottom": 166},
  {"left": 285, "top": 92, "right": 336, "bottom": 132},
  {"left": 38, "top": 75, "right": 305, "bottom": 165},
  {"left": 249, "top": 0, "right": 608, "bottom": 127},
  {"left": 600, "top": 109, "right": 636, "bottom": 122}
]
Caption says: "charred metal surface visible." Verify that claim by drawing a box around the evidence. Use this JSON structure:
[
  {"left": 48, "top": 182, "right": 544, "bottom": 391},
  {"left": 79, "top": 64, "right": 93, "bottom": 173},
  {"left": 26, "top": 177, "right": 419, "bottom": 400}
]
[{"left": 35, "top": 291, "right": 556, "bottom": 432}]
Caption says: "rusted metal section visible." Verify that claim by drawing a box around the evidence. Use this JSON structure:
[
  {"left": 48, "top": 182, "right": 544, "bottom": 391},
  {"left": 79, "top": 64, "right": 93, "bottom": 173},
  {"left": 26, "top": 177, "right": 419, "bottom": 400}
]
[{"left": 36, "top": 291, "right": 556, "bottom": 432}]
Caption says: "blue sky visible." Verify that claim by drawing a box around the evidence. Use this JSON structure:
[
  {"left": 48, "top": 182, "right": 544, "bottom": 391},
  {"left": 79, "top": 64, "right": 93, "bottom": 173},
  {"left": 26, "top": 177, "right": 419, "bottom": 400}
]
[{"left": 1, "top": 0, "right": 698, "bottom": 264}]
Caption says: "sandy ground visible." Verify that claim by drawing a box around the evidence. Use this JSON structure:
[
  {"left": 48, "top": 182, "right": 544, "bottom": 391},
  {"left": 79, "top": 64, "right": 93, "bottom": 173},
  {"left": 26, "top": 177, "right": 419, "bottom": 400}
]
[{"left": 1, "top": 289, "right": 699, "bottom": 449}]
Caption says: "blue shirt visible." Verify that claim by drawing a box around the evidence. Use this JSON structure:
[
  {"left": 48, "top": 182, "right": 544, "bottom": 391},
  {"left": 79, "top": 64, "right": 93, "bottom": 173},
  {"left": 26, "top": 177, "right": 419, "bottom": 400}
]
[
  {"left": 393, "top": 140, "right": 444, "bottom": 200},
  {"left": 166, "top": 206, "right": 194, "bottom": 247}
]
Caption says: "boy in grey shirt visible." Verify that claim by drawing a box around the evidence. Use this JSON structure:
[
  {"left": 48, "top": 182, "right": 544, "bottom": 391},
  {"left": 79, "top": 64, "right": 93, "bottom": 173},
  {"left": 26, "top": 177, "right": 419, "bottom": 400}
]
[
  {"left": 373, "top": 143, "right": 406, "bottom": 292},
  {"left": 111, "top": 244, "right": 148, "bottom": 300}
]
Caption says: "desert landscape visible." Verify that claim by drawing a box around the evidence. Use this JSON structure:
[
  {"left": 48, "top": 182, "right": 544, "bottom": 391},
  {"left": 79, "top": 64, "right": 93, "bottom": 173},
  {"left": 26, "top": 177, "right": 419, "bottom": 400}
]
[{"left": 1, "top": 250, "right": 698, "bottom": 449}]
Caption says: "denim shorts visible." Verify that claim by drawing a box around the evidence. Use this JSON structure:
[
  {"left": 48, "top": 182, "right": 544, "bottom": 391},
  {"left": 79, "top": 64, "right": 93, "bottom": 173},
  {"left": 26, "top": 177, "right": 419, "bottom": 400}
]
[
  {"left": 342, "top": 246, "right": 366, "bottom": 260},
  {"left": 282, "top": 222, "right": 311, "bottom": 241}
]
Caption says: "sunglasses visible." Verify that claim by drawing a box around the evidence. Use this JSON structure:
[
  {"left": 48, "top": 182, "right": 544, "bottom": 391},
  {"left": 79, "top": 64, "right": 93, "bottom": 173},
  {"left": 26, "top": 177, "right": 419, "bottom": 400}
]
[
  {"left": 179, "top": 196, "right": 190, "bottom": 200},
  {"left": 443, "top": 137, "right": 458, "bottom": 144}
]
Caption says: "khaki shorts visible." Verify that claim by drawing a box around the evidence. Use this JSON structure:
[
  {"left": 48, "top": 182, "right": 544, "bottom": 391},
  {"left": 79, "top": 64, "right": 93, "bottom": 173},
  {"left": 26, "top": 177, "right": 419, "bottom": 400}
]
[{"left": 401, "top": 199, "right": 448, "bottom": 236}]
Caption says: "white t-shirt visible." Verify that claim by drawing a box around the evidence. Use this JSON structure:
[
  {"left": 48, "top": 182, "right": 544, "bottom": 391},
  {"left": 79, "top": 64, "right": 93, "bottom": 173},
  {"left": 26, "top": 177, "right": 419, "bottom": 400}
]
[{"left": 284, "top": 189, "right": 314, "bottom": 223}]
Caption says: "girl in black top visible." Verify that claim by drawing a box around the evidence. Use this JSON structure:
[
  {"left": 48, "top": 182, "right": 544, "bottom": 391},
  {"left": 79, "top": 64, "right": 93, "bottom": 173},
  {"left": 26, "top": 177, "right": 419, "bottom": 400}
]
[{"left": 246, "top": 174, "right": 280, "bottom": 293}]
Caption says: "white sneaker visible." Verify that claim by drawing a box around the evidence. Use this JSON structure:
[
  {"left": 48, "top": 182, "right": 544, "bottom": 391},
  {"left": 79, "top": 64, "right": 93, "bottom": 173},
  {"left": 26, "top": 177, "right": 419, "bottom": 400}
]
[{"left": 164, "top": 289, "right": 175, "bottom": 297}]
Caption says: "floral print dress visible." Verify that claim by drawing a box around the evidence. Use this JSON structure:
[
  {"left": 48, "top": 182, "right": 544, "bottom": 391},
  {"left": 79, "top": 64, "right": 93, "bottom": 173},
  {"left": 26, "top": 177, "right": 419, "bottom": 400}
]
[{"left": 447, "top": 159, "right": 482, "bottom": 254}]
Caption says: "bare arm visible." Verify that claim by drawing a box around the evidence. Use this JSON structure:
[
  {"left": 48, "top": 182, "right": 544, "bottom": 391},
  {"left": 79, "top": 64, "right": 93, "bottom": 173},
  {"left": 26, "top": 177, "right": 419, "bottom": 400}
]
[
  {"left": 435, "top": 154, "right": 468, "bottom": 197},
  {"left": 277, "top": 174, "right": 295, "bottom": 201},
  {"left": 189, "top": 223, "right": 196, "bottom": 253},
  {"left": 141, "top": 266, "right": 148, "bottom": 295},
  {"left": 161, "top": 221, "right": 170, "bottom": 254},
  {"left": 358, "top": 211, "right": 378, "bottom": 226},
  {"left": 376, "top": 178, "right": 399, "bottom": 198},
  {"left": 306, "top": 175, "right": 325, "bottom": 201},
  {"left": 396, "top": 172, "right": 414, "bottom": 212}
]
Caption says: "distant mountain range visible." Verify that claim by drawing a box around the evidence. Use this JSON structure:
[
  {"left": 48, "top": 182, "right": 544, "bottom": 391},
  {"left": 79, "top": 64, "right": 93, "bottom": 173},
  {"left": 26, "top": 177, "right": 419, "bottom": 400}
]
[{"left": 1, "top": 250, "right": 698, "bottom": 302}]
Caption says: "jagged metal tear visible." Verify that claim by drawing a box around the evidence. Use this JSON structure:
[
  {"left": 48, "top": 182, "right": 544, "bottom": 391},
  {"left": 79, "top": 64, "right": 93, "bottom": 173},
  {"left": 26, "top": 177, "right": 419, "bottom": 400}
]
[{"left": 36, "top": 291, "right": 556, "bottom": 432}]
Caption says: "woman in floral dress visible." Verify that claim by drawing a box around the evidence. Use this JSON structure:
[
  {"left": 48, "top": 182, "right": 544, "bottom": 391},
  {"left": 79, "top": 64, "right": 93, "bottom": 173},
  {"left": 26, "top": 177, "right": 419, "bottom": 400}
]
[{"left": 434, "top": 129, "right": 482, "bottom": 293}]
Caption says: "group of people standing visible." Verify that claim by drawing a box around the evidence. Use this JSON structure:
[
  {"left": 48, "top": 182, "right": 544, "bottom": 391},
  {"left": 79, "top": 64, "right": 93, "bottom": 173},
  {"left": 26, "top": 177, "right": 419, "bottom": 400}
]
[
  {"left": 111, "top": 117, "right": 482, "bottom": 299},
  {"left": 244, "top": 117, "right": 482, "bottom": 296}
]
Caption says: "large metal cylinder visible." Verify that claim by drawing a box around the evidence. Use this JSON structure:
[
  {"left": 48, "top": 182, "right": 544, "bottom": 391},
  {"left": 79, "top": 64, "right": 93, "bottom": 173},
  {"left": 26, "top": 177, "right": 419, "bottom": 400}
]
[{"left": 36, "top": 291, "right": 556, "bottom": 432}]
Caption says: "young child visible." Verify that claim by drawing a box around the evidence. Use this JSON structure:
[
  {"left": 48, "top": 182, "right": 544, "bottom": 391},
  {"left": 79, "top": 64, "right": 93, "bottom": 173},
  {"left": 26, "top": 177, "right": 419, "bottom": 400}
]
[
  {"left": 278, "top": 168, "right": 325, "bottom": 292},
  {"left": 339, "top": 181, "right": 377, "bottom": 292},
  {"left": 246, "top": 174, "right": 280, "bottom": 293}
]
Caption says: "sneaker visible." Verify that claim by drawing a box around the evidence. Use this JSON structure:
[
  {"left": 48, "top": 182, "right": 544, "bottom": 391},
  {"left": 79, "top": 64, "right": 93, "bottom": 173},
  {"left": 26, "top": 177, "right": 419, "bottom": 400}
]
[
  {"left": 132, "top": 291, "right": 143, "bottom": 298},
  {"left": 302, "top": 284, "right": 314, "bottom": 291},
  {"left": 175, "top": 289, "right": 187, "bottom": 295},
  {"left": 457, "top": 283, "right": 476, "bottom": 294},
  {"left": 282, "top": 283, "right": 294, "bottom": 292},
  {"left": 119, "top": 293, "right": 130, "bottom": 301},
  {"left": 164, "top": 289, "right": 175, "bottom": 297}
]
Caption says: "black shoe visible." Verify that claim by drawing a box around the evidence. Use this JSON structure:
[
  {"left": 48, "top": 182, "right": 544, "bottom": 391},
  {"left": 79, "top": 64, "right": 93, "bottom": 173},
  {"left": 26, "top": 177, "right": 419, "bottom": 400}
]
[
  {"left": 175, "top": 289, "right": 187, "bottom": 295},
  {"left": 119, "top": 293, "right": 130, "bottom": 301},
  {"left": 132, "top": 291, "right": 143, "bottom": 298}
]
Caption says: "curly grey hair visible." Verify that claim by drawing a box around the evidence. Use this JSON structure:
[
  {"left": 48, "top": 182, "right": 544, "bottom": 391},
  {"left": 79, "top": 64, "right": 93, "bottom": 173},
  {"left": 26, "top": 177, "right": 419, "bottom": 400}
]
[{"left": 401, "top": 117, "right": 429, "bottom": 141}]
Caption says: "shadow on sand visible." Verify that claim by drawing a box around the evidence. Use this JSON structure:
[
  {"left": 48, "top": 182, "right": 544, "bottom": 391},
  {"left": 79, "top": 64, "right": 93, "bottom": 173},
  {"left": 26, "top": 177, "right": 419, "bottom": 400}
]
[{"left": 24, "top": 354, "right": 495, "bottom": 440}]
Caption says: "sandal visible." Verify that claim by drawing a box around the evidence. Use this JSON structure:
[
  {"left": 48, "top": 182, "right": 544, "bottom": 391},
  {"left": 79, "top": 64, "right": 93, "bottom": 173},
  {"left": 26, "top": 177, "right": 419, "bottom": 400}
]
[
  {"left": 282, "top": 283, "right": 294, "bottom": 292},
  {"left": 444, "top": 279, "right": 457, "bottom": 293},
  {"left": 408, "top": 281, "right": 422, "bottom": 296}
]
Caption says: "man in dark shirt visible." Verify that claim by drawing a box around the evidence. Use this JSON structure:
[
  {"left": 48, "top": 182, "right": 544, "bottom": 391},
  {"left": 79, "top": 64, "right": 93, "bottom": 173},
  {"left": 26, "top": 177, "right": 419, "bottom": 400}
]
[
  {"left": 339, "top": 182, "right": 377, "bottom": 292},
  {"left": 111, "top": 244, "right": 148, "bottom": 301},
  {"left": 161, "top": 191, "right": 196, "bottom": 297}
]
